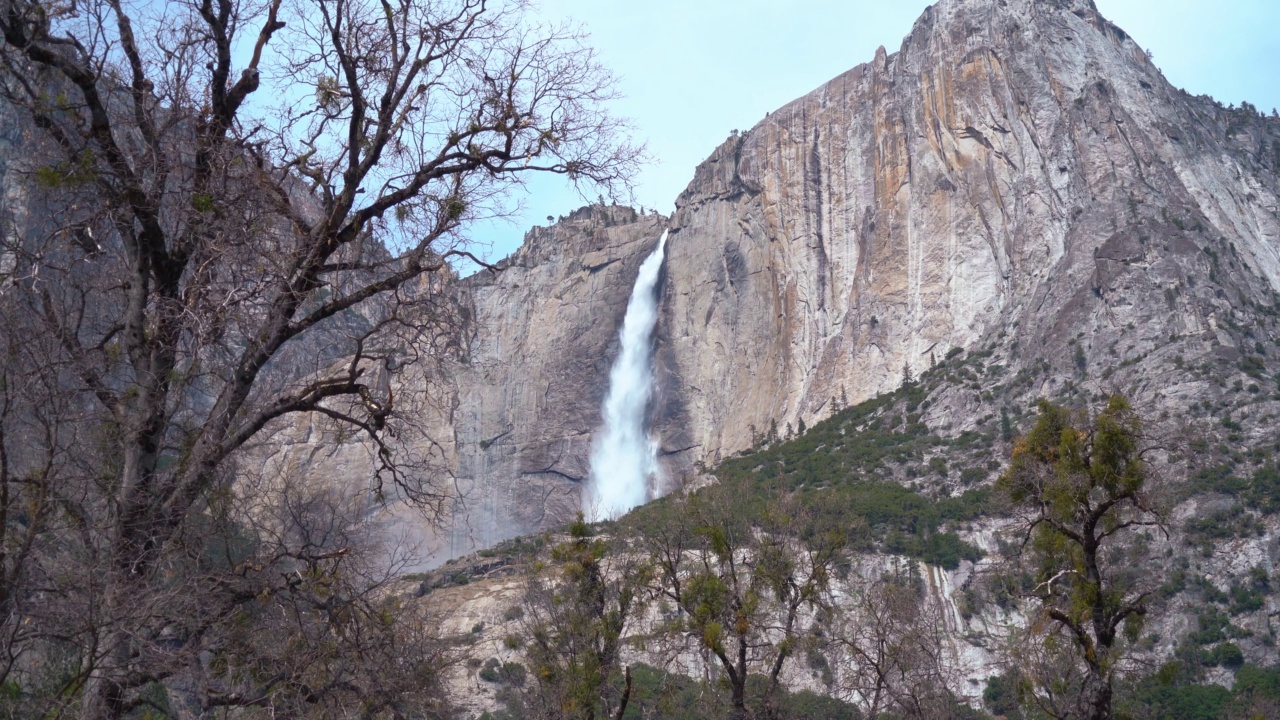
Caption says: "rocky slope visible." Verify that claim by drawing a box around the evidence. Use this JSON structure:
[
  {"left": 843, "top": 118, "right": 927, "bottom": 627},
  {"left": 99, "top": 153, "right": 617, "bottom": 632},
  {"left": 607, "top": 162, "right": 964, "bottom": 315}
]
[{"left": 262, "top": 0, "right": 1280, "bottom": 563}]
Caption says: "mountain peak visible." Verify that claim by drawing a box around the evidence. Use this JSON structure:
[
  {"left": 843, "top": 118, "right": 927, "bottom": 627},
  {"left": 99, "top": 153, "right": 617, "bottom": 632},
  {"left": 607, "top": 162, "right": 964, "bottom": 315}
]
[{"left": 663, "top": 0, "right": 1280, "bottom": 466}]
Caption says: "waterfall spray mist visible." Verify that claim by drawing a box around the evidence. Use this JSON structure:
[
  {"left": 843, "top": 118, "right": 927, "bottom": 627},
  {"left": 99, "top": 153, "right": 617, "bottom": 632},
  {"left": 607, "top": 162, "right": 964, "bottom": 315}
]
[{"left": 587, "top": 231, "right": 668, "bottom": 521}]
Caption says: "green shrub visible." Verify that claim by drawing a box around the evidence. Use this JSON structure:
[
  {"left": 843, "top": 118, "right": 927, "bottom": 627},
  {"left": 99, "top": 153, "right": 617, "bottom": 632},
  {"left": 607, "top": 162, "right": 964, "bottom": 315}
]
[
  {"left": 1240, "top": 355, "right": 1266, "bottom": 378},
  {"left": 620, "top": 663, "right": 863, "bottom": 720},
  {"left": 478, "top": 658, "right": 527, "bottom": 686},
  {"left": 1206, "top": 643, "right": 1245, "bottom": 669},
  {"left": 1190, "top": 610, "right": 1232, "bottom": 645},
  {"left": 1125, "top": 681, "right": 1231, "bottom": 720},
  {"left": 984, "top": 672, "right": 1024, "bottom": 718},
  {"left": 1234, "top": 663, "right": 1280, "bottom": 701}
]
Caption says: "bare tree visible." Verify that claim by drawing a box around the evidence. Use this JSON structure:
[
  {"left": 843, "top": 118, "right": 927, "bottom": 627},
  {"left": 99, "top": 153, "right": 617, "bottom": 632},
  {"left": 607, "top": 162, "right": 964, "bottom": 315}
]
[
  {"left": 632, "top": 488, "right": 846, "bottom": 720},
  {"left": 0, "top": 434, "right": 458, "bottom": 719},
  {"left": 168, "top": 471, "right": 458, "bottom": 719},
  {"left": 0, "top": 0, "right": 639, "bottom": 716},
  {"left": 831, "top": 561, "right": 963, "bottom": 719}
]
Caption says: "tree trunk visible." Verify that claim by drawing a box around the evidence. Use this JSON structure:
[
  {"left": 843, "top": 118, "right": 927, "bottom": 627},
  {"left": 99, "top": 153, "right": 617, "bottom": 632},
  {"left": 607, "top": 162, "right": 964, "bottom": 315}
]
[
  {"left": 730, "top": 636, "right": 749, "bottom": 720},
  {"left": 1089, "top": 681, "right": 1113, "bottom": 720},
  {"left": 82, "top": 504, "right": 156, "bottom": 720},
  {"left": 729, "top": 680, "right": 747, "bottom": 720},
  {"left": 81, "top": 627, "right": 131, "bottom": 720}
]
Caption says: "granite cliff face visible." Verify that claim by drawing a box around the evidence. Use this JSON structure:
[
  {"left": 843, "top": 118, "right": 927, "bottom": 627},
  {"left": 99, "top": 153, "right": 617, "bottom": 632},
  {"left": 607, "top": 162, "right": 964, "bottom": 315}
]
[
  {"left": 441, "top": 207, "right": 670, "bottom": 555},
  {"left": 655, "top": 0, "right": 1280, "bottom": 469},
  {"left": 250, "top": 206, "right": 671, "bottom": 563}
]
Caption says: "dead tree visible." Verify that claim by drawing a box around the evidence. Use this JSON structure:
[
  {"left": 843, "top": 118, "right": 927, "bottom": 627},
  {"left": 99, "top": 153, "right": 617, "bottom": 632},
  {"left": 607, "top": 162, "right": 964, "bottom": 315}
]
[
  {"left": 0, "top": 0, "right": 639, "bottom": 716},
  {"left": 832, "top": 562, "right": 963, "bottom": 719}
]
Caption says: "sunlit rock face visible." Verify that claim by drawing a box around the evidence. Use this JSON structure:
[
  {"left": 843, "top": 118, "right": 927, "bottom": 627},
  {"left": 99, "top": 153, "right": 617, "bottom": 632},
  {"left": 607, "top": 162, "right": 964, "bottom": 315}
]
[{"left": 655, "top": 0, "right": 1280, "bottom": 466}]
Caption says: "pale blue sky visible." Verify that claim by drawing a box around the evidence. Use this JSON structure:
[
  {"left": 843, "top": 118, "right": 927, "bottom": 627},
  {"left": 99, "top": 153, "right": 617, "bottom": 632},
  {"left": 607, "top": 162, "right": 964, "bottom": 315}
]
[{"left": 468, "top": 0, "right": 1280, "bottom": 263}]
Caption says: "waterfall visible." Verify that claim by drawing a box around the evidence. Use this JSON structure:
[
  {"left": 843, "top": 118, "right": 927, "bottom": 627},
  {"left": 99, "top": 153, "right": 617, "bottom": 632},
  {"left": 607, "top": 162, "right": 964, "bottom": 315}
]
[{"left": 586, "top": 231, "right": 668, "bottom": 521}]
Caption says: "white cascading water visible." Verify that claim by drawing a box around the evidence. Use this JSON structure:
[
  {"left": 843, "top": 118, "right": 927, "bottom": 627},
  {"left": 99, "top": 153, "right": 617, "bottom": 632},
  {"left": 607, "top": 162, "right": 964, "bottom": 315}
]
[{"left": 586, "top": 231, "right": 668, "bottom": 521}]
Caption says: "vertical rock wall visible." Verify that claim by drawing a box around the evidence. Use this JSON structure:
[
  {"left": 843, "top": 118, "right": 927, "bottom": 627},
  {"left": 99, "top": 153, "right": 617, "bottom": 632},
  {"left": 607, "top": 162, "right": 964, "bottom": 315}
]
[
  {"left": 444, "top": 206, "right": 670, "bottom": 556},
  {"left": 656, "top": 0, "right": 1280, "bottom": 466},
  {"left": 261, "top": 0, "right": 1280, "bottom": 558}
]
